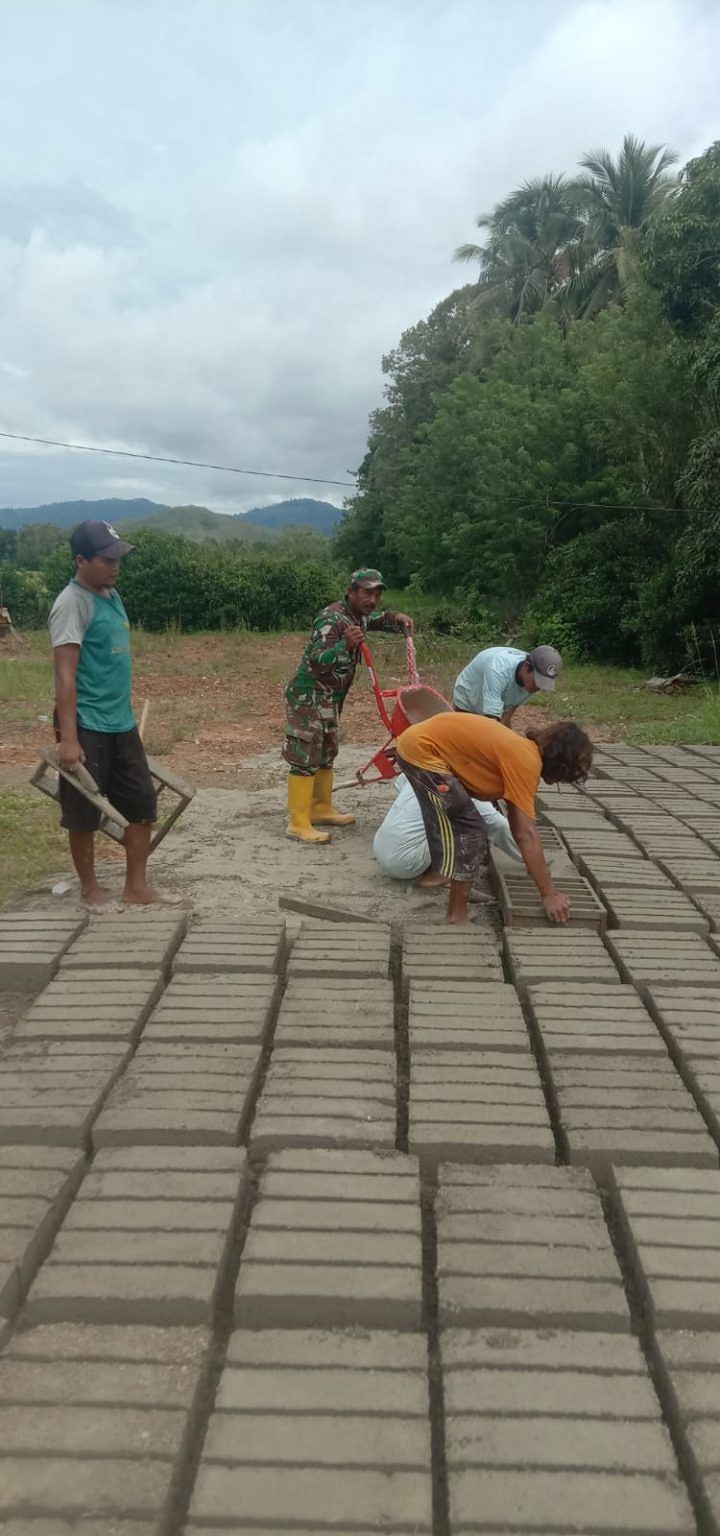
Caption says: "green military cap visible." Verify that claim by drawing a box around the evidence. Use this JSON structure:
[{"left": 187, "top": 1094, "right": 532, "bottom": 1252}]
[{"left": 350, "top": 568, "right": 385, "bottom": 589}]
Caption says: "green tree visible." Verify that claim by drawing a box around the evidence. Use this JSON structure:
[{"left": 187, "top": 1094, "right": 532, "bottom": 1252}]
[
  {"left": 565, "top": 134, "right": 678, "bottom": 317},
  {"left": 454, "top": 174, "right": 584, "bottom": 319}
]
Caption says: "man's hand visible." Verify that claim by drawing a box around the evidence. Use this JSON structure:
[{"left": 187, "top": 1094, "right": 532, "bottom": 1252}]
[
  {"left": 344, "top": 624, "right": 364, "bottom": 651},
  {"left": 543, "top": 889, "right": 571, "bottom": 924},
  {"left": 395, "top": 612, "right": 414, "bottom": 635},
  {"left": 58, "top": 735, "right": 85, "bottom": 772}
]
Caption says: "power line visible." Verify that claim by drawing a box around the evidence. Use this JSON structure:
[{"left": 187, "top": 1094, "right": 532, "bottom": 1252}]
[{"left": 0, "top": 431, "right": 355, "bottom": 489}]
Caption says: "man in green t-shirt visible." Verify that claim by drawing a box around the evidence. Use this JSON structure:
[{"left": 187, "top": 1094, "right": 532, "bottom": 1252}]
[{"left": 49, "top": 520, "right": 180, "bottom": 910}]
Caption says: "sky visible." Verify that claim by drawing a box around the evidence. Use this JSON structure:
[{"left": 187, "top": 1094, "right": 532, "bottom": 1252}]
[{"left": 0, "top": 0, "right": 719, "bottom": 516}]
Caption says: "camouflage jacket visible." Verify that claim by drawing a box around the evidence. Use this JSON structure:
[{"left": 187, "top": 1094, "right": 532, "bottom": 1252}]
[{"left": 286, "top": 598, "right": 403, "bottom": 706}]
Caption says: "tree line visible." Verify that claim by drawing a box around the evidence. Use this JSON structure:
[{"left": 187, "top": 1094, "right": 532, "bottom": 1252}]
[{"left": 336, "top": 136, "right": 720, "bottom": 670}]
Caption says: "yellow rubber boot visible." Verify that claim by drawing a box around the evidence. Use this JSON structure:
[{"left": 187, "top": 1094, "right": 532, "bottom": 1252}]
[
  {"left": 287, "top": 774, "right": 331, "bottom": 843},
  {"left": 311, "top": 767, "right": 356, "bottom": 827}
]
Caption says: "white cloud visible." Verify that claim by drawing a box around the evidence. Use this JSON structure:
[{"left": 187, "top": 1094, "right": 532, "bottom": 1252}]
[{"left": 0, "top": 0, "right": 718, "bottom": 513}]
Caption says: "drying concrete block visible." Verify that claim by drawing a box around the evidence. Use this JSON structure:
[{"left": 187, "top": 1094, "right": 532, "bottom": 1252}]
[
  {"left": 402, "top": 924, "right": 502, "bottom": 988},
  {"left": 575, "top": 854, "right": 674, "bottom": 892},
  {"left": 408, "top": 1049, "right": 554, "bottom": 1165},
  {"left": 661, "top": 859, "right": 720, "bottom": 893},
  {"left": 505, "top": 932, "right": 621, "bottom": 993},
  {"left": 606, "top": 930, "right": 720, "bottom": 992},
  {"left": 436, "top": 1162, "right": 628, "bottom": 1330},
  {"left": 249, "top": 1046, "right": 396, "bottom": 1150},
  {"left": 0, "top": 1146, "right": 86, "bottom": 1318},
  {"left": 24, "top": 1145, "right": 246, "bottom": 1325},
  {"left": 14, "top": 969, "right": 165, "bottom": 1043},
  {"left": 0, "top": 1039, "right": 130, "bottom": 1147},
  {"left": 528, "top": 982, "right": 666, "bottom": 1057},
  {"left": 601, "top": 886, "right": 710, "bottom": 933},
  {"left": 173, "top": 918, "right": 285, "bottom": 974},
  {"left": 274, "top": 977, "right": 394, "bottom": 1050},
  {"left": 142, "top": 971, "right": 277, "bottom": 1044},
  {"left": 549, "top": 1051, "right": 717, "bottom": 1174},
  {"left": 287, "top": 920, "right": 391, "bottom": 979},
  {"left": 611, "top": 1166, "right": 720, "bottom": 1328},
  {"left": 190, "top": 1327, "right": 432, "bottom": 1531},
  {"left": 0, "top": 914, "right": 86, "bottom": 986},
  {"left": 235, "top": 1149, "right": 422, "bottom": 1329},
  {"left": 59, "top": 914, "right": 186, "bottom": 973},
  {"left": 0, "top": 1322, "right": 207, "bottom": 1526},
  {"left": 447, "top": 1467, "right": 693, "bottom": 1532},
  {"left": 93, "top": 1039, "right": 264, "bottom": 1145},
  {"left": 408, "top": 980, "right": 529, "bottom": 1052}
]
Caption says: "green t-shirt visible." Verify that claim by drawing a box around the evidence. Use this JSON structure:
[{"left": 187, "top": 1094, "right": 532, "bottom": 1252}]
[{"left": 48, "top": 579, "right": 136, "bottom": 733}]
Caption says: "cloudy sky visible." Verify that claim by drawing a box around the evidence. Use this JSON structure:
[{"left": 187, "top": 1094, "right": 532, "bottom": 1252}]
[{"left": 1, "top": 0, "right": 719, "bottom": 516}]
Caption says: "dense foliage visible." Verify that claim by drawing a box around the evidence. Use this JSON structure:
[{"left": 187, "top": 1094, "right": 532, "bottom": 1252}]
[{"left": 337, "top": 138, "right": 720, "bottom": 669}]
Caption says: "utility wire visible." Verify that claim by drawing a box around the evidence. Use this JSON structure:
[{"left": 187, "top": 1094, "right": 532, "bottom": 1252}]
[{"left": 0, "top": 431, "right": 355, "bottom": 489}]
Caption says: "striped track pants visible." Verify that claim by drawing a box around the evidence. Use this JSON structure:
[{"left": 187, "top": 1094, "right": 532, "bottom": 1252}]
[{"left": 397, "top": 756, "right": 488, "bottom": 882}]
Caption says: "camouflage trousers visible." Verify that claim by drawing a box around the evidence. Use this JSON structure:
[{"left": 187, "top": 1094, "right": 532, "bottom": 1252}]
[{"left": 283, "top": 689, "right": 340, "bottom": 777}]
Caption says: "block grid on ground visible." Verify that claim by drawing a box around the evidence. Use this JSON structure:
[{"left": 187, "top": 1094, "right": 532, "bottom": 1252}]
[
  {"left": 443, "top": 1327, "right": 694, "bottom": 1534},
  {"left": 647, "top": 986, "right": 720, "bottom": 1150},
  {"left": 601, "top": 885, "right": 711, "bottom": 933},
  {"left": 60, "top": 913, "right": 186, "bottom": 973},
  {"left": 436, "top": 1163, "right": 629, "bottom": 1330},
  {"left": 0, "top": 1147, "right": 86, "bottom": 1321},
  {"left": 14, "top": 968, "right": 165, "bottom": 1044},
  {"left": 250, "top": 1045, "right": 396, "bottom": 1150},
  {"left": 92, "top": 1036, "right": 265, "bottom": 1146},
  {"left": 0, "top": 914, "right": 86, "bottom": 986},
  {"left": 173, "top": 918, "right": 285, "bottom": 974},
  {"left": 142, "top": 971, "right": 278, "bottom": 1045},
  {"left": 234, "top": 1149, "right": 423, "bottom": 1329},
  {"left": 25, "top": 1145, "right": 248, "bottom": 1325},
  {"left": 408, "top": 1048, "right": 554, "bottom": 1166},
  {"left": 656, "top": 1331, "right": 720, "bottom": 1531},
  {"left": 611, "top": 1166, "right": 720, "bottom": 1329},
  {"left": 0, "top": 1322, "right": 208, "bottom": 1525},
  {"left": 273, "top": 977, "right": 394, "bottom": 1050},
  {"left": 504, "top": 931, "right": 621, "bottom": 992},
  {"left": 0, "top": 1038, "right": 135, "bottom": 1148},
  {"left": 188, "top": 1329, "right": 433, "bottom": 1533},
  {"left": 402, "top": 924, "right": 503, "bottom": 988},
  {"left": 605, "top": 930, "right": 720, "bottom": 991},
  {"left": 287, "top": 920, "right": 391, "bottom": 979},
  {"left": 408, "top": 980, "right": 530, "bottom": 1052}
]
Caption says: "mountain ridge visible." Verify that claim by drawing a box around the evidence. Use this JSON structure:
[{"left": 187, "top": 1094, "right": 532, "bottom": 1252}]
[{"left": 0, "top": 496, "right": 342, "bottom": 536}]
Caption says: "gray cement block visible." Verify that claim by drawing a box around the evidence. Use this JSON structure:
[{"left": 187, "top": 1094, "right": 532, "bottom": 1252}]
[
  {"left": 173, "top": 918, "right": 285, "bottom": 973},
  {"left": 24, "top": 1146, "right": 246, "bottom": 1324},
  {"left": 548, "top": 1050, "right": 717, "bottom": 1173},
  {"left": 234, "top": 1148, "right": 422, "bottom": 1329},
  {"left": 447, "top": 1467, "right": 693, "bottom": 1531},
  {"left": 142, "top": 972, "right": 277, "bottom": 1044},
  {"left": 249, "top": 1046, "right": 396, "bottom": 1150},
  {"left": 437, "top": 1162, "right": 628, "bottom": 1330},
  {"left": 408, "top": 981, "right": 530, "bottom": 1052},
  {"left": 274, "top": 977, "right": 394, "bottom": 1050},
  {"left": 14, "top": 970, "right": 165, "bottom": 1043},
  {"left": 528, "top": 982, "right": 666, "bottom": 1055},
  {"left": 59, "top": 914, "right": 185, "bottom": 973},
  {"left": 408, "top": 1048, "right": 554, "bottom": 1165},
  {"left": 287, "top": 920, "right": 391, "bottom": 979},
  {"left": 0, "top": 1147, "right": 85, "bottom": 1318},
  {"left": 0, "top": 914, "right": 86, "bottom": 985},
  {"left": 402, "top": 925, "right": 502, "bottom": 987},
  {"left": 611, "top": 1166, "right": 720, "bottom": 1328},
  {"left": 602, "top": 886, "right": 710, "bottom": 933},
  {"left": 93, "top": 1040, "right": 264, "bottom": 1145},
  {"left": 505, "top": 932, "right": 620, "bottom": 992},
  {"left": 605, "top": 930, "right": 720, "bottom": 991}
]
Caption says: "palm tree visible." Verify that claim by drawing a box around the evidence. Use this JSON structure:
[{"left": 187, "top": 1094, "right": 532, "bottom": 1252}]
[
  {"left": 453, "top": 174, "right": 584, "bottom": 320},
  {"left": 564, "top": 134, "right": 678, "bottom": 317}
]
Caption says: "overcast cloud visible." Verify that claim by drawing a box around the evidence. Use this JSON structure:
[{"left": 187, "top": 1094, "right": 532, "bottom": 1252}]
[{"left": 1, "top": 0, "right": 719, "bottom": 515}]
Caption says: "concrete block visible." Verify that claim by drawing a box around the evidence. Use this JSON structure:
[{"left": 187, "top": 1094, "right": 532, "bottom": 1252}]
[
  {"left": 60, "top": 914, "right": 185, "bottom": 973},
  {"left": 287, "top": 920, "right": 391, "bottom": 979},
  {"left": 611, "top": 1166, "right": 720, "bottom": 1328},
  {"left": 602, "top": 886, "right": 710, "bottom": 933},
  {"left": 235, "top": 1149, "right": 422, "bottom": 1329},
  {"left": 402, "top": 924, "right": 502, "bottom": 987},
  {"left": 575, "top": 854, "right": 674, "bottom": 892},
  {"left": 606, "top": 930, "right": 720, "bottom": 991},
  {"left": 24, "top": 1146, "right": 246, "bottom": 1324},
  {"left": 250, "top": 1046, "right": 396, "bottom": 1150},
  {"left": 408, "top": 1048, "right": 554, "bottom": 1165},
  {"left": 408, "top": 981, "right": 530, "bottom": 1052},
  {"left": 505, "top": 932, "right": 620, "bottom": 992},
  {"left": 548, "top": 1051, "right": 717, "bottom": 1173},
  {"left": 189, "top": 1465, "right": 432, "bottom": 1531},
  {"left": 93, "top": 1040, "right": 264, "bottom": 1145},
  {"left": 528, "top": 982, "right": 666, "bottom": 1055},
  {"left": 0, "top": 914, "right": 86, "bottom": 985},
  {"left": 173, "top": 918, "right": 285, "bottom": 973},
  {"left": 0, "top": 1043, "right": 128, "bottom": 1145},
  {"left": 274, "top": 977, "right": 394, "bottom": 1050},
  {"left": 14, "top": 970, "right": 164, "bottom": 1043},
  {"left": 0, "top": 1146, "right": 85, "bottom": 1318},
  {"left": 437, "top": 1163, "right": 628, "bottom": 1329},
  {"left": 447, "top": 1467, "right": 693, "bottom": 1531},
  {"left": 142, "top": 972, "right": 278, "bottom": 1045}
]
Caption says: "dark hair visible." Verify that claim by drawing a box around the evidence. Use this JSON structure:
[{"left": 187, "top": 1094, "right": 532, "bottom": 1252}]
[{"left": 529, "top": 721, "right": 593, "bottom": 785}]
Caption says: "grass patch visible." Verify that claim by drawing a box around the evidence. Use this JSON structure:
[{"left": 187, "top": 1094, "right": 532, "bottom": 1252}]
[{"left": 0, "top": 790, "right": 69, "bottom": 906}]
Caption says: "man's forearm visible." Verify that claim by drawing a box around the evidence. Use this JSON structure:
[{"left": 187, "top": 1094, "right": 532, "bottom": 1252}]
[
  {"left": 55, "top": 676, "right": 78, "bottom": 740},
  {"left": 514, "top": 824, "right": 555, "bottom": 897}
]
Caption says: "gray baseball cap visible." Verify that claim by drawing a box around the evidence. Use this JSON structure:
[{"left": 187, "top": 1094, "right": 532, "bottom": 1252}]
[{"left": 527, "top": 644, "right": 563, "bottom": 692}]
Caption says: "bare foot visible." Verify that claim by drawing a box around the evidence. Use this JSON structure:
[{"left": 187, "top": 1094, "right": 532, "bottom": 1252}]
[{"left": 123, "top": 885, "right": 184, "bottom": 907}]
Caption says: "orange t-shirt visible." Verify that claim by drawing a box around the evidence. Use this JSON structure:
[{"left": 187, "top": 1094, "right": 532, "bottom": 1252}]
[{"left": 397, "top": 712, "right": 541, "bottom": 819}]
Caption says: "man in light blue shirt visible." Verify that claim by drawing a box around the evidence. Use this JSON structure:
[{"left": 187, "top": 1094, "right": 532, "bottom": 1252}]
[{"left": 453, "top": 644, "right": 563, "bottom": 725}]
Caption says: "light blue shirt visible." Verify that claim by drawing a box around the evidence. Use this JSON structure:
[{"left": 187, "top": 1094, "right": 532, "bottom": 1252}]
[{"left": 453, "top": 645, "right": 529, "bottom": 717}]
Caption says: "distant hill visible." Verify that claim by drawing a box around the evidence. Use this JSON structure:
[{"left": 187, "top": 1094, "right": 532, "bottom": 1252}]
[{"left": 0, "top": 495, "right": 342, "bottom": 538}]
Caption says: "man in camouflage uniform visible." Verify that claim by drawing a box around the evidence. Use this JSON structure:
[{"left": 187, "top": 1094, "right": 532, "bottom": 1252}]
[{"left": 284, "top": 568, "right": 413, "bottom": 842}]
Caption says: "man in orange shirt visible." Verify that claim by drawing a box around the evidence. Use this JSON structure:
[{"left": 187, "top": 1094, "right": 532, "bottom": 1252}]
[{"left": 396, "top": 712, "right": 592, "bottom": 925}]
